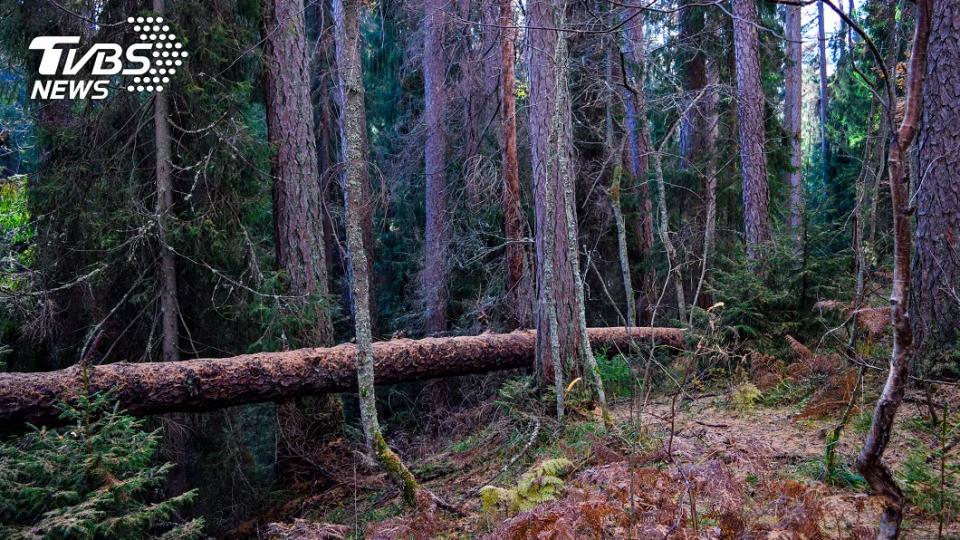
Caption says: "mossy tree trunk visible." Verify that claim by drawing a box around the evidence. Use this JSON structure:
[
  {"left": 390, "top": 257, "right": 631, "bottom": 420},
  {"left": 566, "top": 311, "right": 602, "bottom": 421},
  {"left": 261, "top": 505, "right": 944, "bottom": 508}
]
[{"left": 333, "top": 0, "right": 418, "bottom": 506}]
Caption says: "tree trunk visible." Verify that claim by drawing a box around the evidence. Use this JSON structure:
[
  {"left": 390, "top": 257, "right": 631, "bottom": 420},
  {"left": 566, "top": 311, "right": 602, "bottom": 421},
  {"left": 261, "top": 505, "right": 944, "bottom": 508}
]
[
  {"left": 264, "top": 0, "right": 330, "bottom": 340},
  {"left": 0, "top": 327, "right": 683, "bottom": 431},
  {"left": 423, "top": 0, "right": 449, "bottom": 335},
  {"left": 855, "top": 1, "right": 932, "bottom": 537},
  {"left": 650, "top": 124, "right": 687, "bottom": 324},
  {"left": 558, "top": 35, "right": 608, "bottom": 420},
  {"left": 603, "top": 27, "right": 635, "bottom": 330},
  {"left": 731, "top": 0, "right": 772, "bottom": 261},
  {"left": 333, "top": 0, "right": 418, "bottom": 506},
  {"left": 818, "top": 0, "right": 831, "bottom": 184},
  {"left": 785, "top": 3, "right": 804, "bottom": 257},
  {"left": 911, "top": 0, "right": 960, "bottom": 371},
  {"left": 620, "top": 9, "right": 656, "bottom": 321},
  {"left": 528, "top": 0, "right": 579, "bottom": 382},
  {"left": 851, "top": 100, "right": 879, "bottom": 323},
  {"left": 690, "top": 61, "right": 720, "bottom": 317},
  {"left": 152, "top": 0, "right": 188, "bottom": 498},
  {"left": 500, "top": 0, "right": 527, "bottom": 328},
  {"left": 264, "top": 0, "right": 337, "bottom": 482},
  {"left": 678, "top": 0, "right": 708, "bottom": 171},
  {"left": 610, "top": 158, "right": 636, "bottom": 328}
]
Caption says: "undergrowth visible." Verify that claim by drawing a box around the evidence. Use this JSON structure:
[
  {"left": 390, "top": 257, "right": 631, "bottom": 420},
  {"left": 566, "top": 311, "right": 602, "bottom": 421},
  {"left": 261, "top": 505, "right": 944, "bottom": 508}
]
[{"left": 0, "top": 392, "right": 203, "bottom": 539}]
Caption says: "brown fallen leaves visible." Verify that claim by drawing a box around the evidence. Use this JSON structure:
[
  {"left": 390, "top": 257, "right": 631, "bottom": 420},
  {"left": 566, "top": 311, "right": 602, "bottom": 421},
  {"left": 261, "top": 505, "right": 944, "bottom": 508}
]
[{"left": 481, "top": 456, "right": 829, "bottom": 539}]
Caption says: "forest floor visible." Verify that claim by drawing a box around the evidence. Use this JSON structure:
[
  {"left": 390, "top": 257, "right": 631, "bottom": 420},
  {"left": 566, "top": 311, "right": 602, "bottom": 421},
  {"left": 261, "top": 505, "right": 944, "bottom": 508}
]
[{"left": 253, "top": 367, "right": 959, "bottom": 540}]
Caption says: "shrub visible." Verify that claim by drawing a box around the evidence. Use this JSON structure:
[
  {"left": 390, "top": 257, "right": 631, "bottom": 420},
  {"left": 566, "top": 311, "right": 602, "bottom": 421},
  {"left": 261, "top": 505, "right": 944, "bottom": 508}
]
[{"left": 0, "top": 392, "right": 203, "bottom": 539}]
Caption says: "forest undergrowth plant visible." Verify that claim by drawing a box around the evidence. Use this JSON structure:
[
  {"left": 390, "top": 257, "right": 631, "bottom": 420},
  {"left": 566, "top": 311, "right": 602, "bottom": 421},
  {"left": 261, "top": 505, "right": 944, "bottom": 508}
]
[
  {"left": 730, "top": 382, "right": 763, "bottom": 414},
  {"left": 478, "top": 458, "right": 574, "bottom": 518},
  {"left": 899, "top": 404, "right": 959, "bottom": 535},
  {"left": 0, "top": 392, "right": 203, "bottom": 539}
]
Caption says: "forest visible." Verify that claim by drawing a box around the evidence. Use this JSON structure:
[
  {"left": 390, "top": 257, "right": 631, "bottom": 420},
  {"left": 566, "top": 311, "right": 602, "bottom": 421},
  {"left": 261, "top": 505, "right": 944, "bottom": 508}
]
[{"left": 0, "top": 0, "right": 957, "bottom": 537}]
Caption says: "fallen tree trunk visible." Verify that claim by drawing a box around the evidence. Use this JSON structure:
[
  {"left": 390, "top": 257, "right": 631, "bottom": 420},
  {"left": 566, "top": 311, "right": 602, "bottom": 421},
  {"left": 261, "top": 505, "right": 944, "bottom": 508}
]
[{"left": 0, "top": 327, "right": 683, "bottom": 429}]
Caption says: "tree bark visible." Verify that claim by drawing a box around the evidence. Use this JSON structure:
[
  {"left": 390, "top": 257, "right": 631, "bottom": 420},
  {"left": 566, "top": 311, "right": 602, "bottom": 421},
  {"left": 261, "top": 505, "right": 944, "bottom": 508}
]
[
  {"left": 818, "top": 0, "right": 831, "bottom": 184},
  {"left": 264, "top": 0, "right": 339, "bottom": 482},
  {"left": 152, "top": 0, "right": 187, "bottom": 498},
  {"left": 678, "top": 0, "right": 708, "bottom": 170},
  {"left": 423, "top": 0, "right": 449, "bottom": 335},
  {"left": 911, "top": 0, "right": 960, "bottom": 369},
  {"left": 0, "top": 327, "right": 683, "bottom": 431},
  {"left": 690, "top": 61, "right": 720, "bottom": 317},
  {"left": 264, "top": 0, "right": 330, "bottom": 340},
  {"left": 528, "top": 0, "right": 579, "bottom": 382},
  {"left": 785, "top": 3, "right": 804, "bottom": 257},
  {"left": 610, "top": 159, "right": 636, "bottom": 328},
  {"left": 650, "top": 121, "right": 687, "bottom": 324},
  {"left": 499, "top": 0, "right": 527, "bottom": 328},
  {"left": 855, "top": 0, "right": 933, "bottom": 537},
  {"left": 731, "top": 0, "right": 772, "bottom": 261},
  {"left": 620, "top": 9, "right": 656, "bottom": 320},
  {"left": 333, "top": 0, "right": 418, "bottom": 505}
]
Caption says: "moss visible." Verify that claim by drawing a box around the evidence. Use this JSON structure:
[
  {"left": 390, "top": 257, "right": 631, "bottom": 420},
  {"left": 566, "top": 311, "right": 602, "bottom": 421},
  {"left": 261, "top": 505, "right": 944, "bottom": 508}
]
[{"left": 373, "top": 430, "right": 418, "bottom": 507}]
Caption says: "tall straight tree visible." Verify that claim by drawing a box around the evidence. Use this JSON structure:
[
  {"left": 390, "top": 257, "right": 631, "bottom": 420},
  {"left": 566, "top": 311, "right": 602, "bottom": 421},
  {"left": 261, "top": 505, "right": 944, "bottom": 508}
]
[
  {"left": 678, "top": 0, "right": 708, "bottom": 170},
  {"left": 333, "top": 0, "right": 418, "bottom": 505},
  {"left": 817, "top": 0, "right": 830, "bottom": 183},
  {"left": 620, "top": 8, "right": 655, "bottom": 319},
  {"left": 603, "top": 10, "right": 634, "bottom": 328},
  {"left": 423, "top": 0, "right": 449, "bottom": 334},
  {"left": 263, "top": 0, "right": 330, "bottom": 338},
  {"left": 264, "top": 0, "right": 337, "bottom": 480},
  {"left": 153, "top": 0, "right": 186, "bottom": 499},
  {"left": 731, "top": 0, "right": 772, "bottom": 261},
  {"left": 911, "top": 0, "right": 960, "bottom": 372},
  {"left": 785, "top": 3, "right": 804, "bottom": 256},
  {"left": 499, "top": 0, "right": 526, "bottom": 327},
  {"left": 528, "top": 0, "right": 579, "bottom": 383}
]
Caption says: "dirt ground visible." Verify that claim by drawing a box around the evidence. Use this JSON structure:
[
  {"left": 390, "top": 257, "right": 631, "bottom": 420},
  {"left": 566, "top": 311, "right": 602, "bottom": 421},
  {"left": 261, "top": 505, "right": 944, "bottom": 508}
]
[{"left": 258, "top": 380, "right": 958, "bottom": 539}]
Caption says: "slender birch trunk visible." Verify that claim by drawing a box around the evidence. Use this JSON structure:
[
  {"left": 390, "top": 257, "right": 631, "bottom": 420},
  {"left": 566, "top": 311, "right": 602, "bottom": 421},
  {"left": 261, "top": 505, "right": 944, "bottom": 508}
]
[
  {"left": 690, "top": 62, "right": 720, "bottom": 319},
  {"left": 855, "top": 1, "right": 932, "bottom": 536},
  {"left": 620, "top": 9, "right": 655, "bottom": 320},
  {"left": 333, "top": 0, "right": 418, "bottom": 505},
  {"left": 650, "top": 130, "right": 687, "bottom": 324},
  {"left": 610, "top": 157, "right": 636, "bottom": 328}
]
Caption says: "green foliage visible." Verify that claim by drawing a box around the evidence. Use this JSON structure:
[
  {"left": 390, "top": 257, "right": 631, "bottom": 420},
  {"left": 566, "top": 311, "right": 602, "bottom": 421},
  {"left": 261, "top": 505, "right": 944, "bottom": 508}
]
[
  {"left": 900, "top": 444, "right": 960, "bottom": 522},
  {"left": 479, "top": 458, "right": 574, "bottom": 515},
  {"left": 761, "top": 378, "right": 814, "bottom": 407},
  {"left": 0, "top": 180, "right": 32, "bottom": 247},
  {"left": 495, "top": 376, "right": 541, "bottom": 415},
  {"left": 794, "top": 456, "right": 865, "bottom": 489},
  {"left": 710, "top": 234, "right": 852, "bottom": 350},
  {"left": 596, "top": 353, "right": 634, "bottom": 399},
  {"left": 0, "top": 392, "right": 203, "bottom": 539},
  {"left": 900, "top": 407, "right": 960, "bottom": 527},
  {"left": 730, "top": 382, "right": 763, "bottom": 414}
]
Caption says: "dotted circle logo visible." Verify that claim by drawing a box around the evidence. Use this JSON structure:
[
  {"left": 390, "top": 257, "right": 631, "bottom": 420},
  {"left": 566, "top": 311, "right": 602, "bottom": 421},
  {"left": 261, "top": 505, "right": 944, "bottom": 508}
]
[{"left": 125, "top": 16, "right": 187, "bottom": 94}]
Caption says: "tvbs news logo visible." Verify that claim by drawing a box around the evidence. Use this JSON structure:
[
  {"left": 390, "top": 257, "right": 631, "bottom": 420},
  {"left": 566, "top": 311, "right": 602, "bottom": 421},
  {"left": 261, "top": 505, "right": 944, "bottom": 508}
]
[{"left": 29, "top": 16, "right": 187, "bottom": 100}]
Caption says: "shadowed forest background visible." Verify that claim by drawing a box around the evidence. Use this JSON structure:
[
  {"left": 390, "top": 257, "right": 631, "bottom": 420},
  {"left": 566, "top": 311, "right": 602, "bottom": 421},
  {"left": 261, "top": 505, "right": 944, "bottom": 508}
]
[{"left": 0, "top": 0, "right": 958, "bottom": 537}]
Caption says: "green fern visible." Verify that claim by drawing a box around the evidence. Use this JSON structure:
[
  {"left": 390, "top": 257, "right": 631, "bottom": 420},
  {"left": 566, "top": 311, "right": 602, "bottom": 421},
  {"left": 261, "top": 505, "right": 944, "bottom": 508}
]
[
  {"left": 479, "top": 458, "right": 574, "bottom": 515},
  {"left": 731, "top": 383, "right": 763, "bottom": 413}
]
